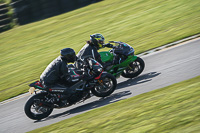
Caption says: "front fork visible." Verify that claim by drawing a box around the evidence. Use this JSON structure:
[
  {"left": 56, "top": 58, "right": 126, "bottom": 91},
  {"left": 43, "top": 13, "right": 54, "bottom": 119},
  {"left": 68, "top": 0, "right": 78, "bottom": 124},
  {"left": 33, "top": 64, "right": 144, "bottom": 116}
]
[{"left": 97, "top": 79, "right": 107, "bottom": 88}]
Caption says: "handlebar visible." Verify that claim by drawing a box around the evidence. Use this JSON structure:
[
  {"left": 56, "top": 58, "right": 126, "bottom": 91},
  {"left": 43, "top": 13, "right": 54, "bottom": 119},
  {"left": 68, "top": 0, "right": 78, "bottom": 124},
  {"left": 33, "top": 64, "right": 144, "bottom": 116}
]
[
  {"left": 109, "top": 41, "right": 122, "bottom": 44},
  {"left": 103, "top": 43, "right": 114, "bottom": 48}
]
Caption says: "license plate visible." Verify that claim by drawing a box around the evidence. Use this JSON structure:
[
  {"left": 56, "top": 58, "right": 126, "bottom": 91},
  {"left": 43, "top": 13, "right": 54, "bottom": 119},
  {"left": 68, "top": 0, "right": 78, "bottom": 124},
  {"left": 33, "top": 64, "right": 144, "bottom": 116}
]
[{"left": 29, "top": 87, "right": 35, "bottom": 94}]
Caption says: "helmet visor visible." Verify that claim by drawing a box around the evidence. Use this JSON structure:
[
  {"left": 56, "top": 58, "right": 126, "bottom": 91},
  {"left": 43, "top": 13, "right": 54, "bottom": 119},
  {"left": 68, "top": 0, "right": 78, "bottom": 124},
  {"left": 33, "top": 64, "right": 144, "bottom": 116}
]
[
  {"left": 98, "top": 40, "right": 104, "bottom": 44},
  {"left": 98, "top": 40, "right": 104, "bottom": 48},
  {"left": 68, "top": 54, "right": 76, "bottom": 63}
]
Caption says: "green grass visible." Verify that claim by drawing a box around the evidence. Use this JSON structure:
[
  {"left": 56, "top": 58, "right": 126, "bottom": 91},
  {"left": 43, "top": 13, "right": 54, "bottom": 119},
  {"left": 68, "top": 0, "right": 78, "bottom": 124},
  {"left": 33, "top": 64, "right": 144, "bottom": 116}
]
[
  {"left": 29, "top": 76, "right": 200, "bottom": 133},
  {"left": 0, "top": 0, "right": 11, "bottom": 4},
  {"left": 1, "top": 0, "right": 200, "bottom": 101}
]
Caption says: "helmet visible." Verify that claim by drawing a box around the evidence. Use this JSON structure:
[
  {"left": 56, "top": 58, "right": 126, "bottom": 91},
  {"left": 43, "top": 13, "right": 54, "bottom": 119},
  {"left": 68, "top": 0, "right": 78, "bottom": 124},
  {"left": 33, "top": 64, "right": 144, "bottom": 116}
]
[
  {"left": 60, "top": 48, "right": 76, "bottom": 63},
  {"left": 90, "top": 33, "right": 105, "bottom": 49}
]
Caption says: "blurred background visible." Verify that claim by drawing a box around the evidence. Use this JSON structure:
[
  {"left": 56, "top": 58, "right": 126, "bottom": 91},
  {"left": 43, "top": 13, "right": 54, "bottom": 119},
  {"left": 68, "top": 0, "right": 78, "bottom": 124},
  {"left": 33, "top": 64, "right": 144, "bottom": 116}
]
[
  {"left": 0, "top": 1, "right": 200, "bottom": 132},
  {"left": 0, "top": 0, "right": 102, "bottom": 32},
  {"left": 0, "top": 0, "right": 200, "bottom": 102}
]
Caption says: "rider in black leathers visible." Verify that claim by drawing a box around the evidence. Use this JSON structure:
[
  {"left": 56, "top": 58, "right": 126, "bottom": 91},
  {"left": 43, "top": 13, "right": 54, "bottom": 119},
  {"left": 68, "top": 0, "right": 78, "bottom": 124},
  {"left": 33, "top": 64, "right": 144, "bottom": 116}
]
[
  {"left": 77, "top": 33, "right": 113, "bottom": 68},
  {"left": 40, "top": 48, "right": 80, "bottom": 100}
]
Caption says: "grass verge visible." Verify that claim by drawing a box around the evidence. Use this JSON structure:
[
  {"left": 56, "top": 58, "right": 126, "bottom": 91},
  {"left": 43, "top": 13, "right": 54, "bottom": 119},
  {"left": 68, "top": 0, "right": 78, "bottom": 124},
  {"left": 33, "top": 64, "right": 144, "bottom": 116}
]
[
  {"left": 0, "top": 0, "right": 10, "bottom": 4},
  {"left": 1, "top": 0, "right": 200, "bottom": 101},
  {"left": 29, "top": 76, "right": 200, "bottom": 133}
]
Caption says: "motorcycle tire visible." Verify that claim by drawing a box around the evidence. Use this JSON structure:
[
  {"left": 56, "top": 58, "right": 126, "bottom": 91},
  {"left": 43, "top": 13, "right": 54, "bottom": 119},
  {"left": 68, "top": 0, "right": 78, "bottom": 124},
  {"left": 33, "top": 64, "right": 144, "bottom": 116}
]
[
  {"left": 24, "top": 93, "right": 53, "bottom": 120},
  {"left": 121, "top": 57, "right": 145, "bottom": 78},
  {"left": 91, "top": 73, "right": 117, "bottom": 97}
]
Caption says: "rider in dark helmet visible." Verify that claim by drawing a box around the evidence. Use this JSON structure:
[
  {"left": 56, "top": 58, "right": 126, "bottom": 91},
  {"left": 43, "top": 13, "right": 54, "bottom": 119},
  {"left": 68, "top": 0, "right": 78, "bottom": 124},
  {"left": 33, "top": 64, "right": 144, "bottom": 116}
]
[
  {"left": 60, "top": 48, "right": 77, "bottom": 62},
  {"left": 40, "top": 48, "right": 79, "bottom": 104},
  {"left": 77, "top": 33, "right": 113, "bottom": 68}
]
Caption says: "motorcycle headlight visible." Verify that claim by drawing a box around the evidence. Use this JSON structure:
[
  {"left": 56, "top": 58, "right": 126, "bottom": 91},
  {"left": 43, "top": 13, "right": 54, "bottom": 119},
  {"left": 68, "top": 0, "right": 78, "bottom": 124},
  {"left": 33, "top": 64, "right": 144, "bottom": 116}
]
[{"left": 98, "top": 68, "right": 103, "bottom": 72}]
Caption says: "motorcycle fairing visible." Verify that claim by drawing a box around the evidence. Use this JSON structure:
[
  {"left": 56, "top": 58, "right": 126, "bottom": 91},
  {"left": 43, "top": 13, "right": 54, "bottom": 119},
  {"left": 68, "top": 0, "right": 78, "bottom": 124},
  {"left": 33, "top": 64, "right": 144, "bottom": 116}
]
[
  {"left": 29, "top": 81, "right": 44, "bottom": 89},
  {"left": 99, "top": 51, "right": 114, "bottom": 62},
  {"left": 100, "top": 50, "right": 138, "bottom": 77}
]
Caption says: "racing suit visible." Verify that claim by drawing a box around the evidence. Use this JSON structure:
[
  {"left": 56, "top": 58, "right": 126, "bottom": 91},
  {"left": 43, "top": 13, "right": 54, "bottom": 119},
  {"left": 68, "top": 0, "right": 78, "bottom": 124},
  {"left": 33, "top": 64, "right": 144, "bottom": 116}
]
[
  {"left": 40, "top": 56, "right": 79, "bottom": 96},
  {"left": 77, "top": 43, "right": 113, "bottom": 68},
  {"left": 77, "top": 43, "right": 103, "bottom": 64}
]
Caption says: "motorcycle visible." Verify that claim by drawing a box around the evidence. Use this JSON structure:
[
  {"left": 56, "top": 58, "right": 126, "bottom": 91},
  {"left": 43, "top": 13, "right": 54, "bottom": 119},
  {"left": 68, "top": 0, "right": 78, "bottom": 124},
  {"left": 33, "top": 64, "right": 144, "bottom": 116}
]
[
  {"left": 99, "top": 41, "right": 145, "bottom": 78},
  {"left": 24, "top": 58, "right": 117, "bottom": 120}
]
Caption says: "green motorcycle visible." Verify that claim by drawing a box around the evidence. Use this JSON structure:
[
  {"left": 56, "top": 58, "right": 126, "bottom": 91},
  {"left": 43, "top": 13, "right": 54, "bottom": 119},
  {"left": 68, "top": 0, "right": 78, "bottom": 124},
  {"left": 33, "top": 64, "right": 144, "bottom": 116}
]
[{"left": 99, "top": 41, "right": 145, "bottom": 78}]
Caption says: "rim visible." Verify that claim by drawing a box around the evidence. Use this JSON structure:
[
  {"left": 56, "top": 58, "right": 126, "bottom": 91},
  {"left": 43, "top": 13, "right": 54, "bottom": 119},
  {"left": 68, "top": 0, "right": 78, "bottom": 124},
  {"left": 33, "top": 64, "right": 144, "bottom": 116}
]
[
  {"left": 30, "top": 101, "right": 49, "bottom": 115},
  {"left": 124, "top": 61, "right": 141, "bottom": 74},
  {"left": 95, "top": 77, "right": 114, "bottom": 93}
]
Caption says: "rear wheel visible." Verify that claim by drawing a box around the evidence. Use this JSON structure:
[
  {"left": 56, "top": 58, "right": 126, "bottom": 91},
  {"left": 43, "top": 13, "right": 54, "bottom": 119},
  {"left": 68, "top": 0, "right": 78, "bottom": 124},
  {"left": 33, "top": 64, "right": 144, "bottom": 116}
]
[
  {"left": 91, "top": 73, "right": 117, "bottom": 97},
  {"left": 121, "top": 57, "right": 145, "bottom": 78},
  {"left": 24, "top": 93, "right": 53, "bottom": 120}
]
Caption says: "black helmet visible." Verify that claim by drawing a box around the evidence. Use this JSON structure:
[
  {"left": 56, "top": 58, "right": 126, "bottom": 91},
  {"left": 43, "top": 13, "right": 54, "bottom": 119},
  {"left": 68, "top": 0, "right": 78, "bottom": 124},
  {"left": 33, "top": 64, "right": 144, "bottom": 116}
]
[
  {"left": 90, "top": 33, "right": 105, "bottom": 50},
  {"left": 60, "top": 48, "right": 76, "bottom": 63}
]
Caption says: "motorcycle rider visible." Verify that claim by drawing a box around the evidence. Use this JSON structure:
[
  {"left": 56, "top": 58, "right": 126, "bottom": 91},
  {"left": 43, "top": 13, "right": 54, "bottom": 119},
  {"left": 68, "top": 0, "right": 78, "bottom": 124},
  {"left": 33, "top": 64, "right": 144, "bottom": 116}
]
[
  {"left": 77, "top": 33, "right": 113, "bottom": 69},
  {"left": 40, "top": 48, "right": 81, "bottom": 104}
]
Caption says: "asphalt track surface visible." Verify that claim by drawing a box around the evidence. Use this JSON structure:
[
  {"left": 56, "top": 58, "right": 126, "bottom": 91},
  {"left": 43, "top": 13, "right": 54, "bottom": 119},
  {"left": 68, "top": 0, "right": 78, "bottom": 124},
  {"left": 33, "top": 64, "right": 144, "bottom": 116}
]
[{"left": 0, "top": 38, "right": 200, "bottom": 133}]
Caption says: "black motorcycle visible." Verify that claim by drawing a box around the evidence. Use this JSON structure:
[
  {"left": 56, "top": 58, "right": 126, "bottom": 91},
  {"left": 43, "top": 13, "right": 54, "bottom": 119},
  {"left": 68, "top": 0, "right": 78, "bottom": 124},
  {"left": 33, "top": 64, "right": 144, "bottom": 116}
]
[{"left": 24, "top": 58, "right": 117, "bottom": 120}]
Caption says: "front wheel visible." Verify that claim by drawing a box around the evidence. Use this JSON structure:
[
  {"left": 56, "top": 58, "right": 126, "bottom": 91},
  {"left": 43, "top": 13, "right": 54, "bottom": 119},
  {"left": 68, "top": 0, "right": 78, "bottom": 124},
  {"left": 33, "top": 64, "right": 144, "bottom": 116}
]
[
  {"left": 91, "top": 73, "right": 117, "bottom": 97},
  {"left": 24, "top": 93, "right": 53, "bottom": 120},
  {"left": 121, "top": 57, "right": 145, "bottom": 78}
]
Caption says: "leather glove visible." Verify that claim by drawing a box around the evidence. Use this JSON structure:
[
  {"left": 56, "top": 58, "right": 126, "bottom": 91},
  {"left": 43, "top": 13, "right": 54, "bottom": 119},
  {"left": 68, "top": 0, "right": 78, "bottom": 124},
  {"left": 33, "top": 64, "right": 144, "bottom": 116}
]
[{"left": 103, "top": 43, "right": 113, "bottom": 48}]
